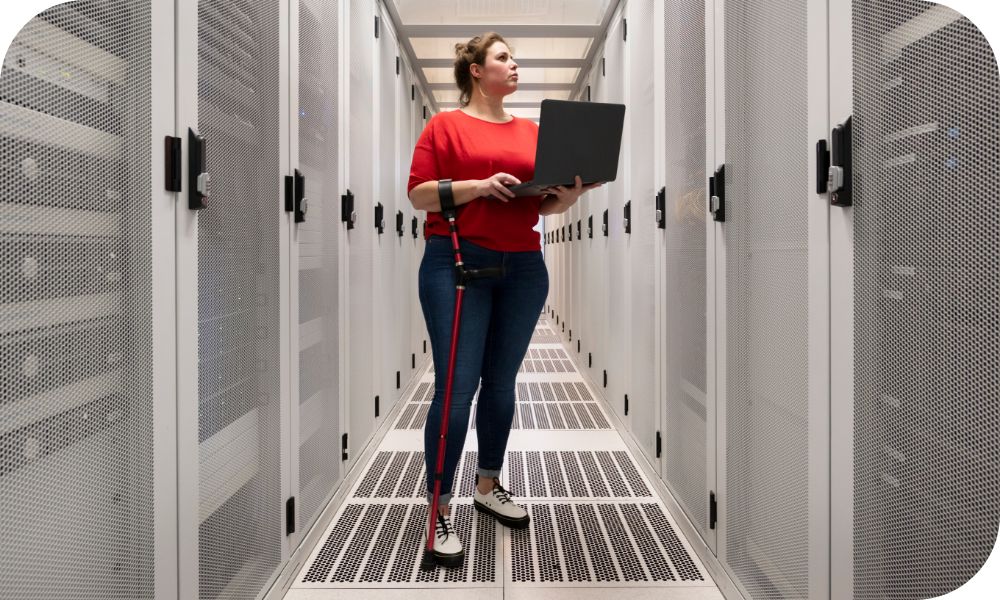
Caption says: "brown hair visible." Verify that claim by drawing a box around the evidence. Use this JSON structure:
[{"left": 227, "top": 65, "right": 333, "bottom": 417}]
[{"left": 453, "top": 32, "right": 512, "bottom": 107}]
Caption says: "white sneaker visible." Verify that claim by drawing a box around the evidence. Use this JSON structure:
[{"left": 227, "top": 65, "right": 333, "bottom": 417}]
[
  {"left": 473, "top": 478, "right": 530, "bottom": 529},
  {"left": 424, "top": 510, "right": 464, "bottom": 567}
]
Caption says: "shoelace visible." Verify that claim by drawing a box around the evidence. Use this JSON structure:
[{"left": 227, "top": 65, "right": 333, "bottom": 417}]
[
  {"left": 491, "top": 481, "right": 513, "bottom": 505},
  {"left": 435, "top": 513, "right": 455, "bottom": 539}
]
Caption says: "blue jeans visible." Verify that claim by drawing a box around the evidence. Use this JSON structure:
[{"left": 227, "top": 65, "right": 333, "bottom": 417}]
[{"left": 419, "top": 235, "right": 549, "bottom": 505}]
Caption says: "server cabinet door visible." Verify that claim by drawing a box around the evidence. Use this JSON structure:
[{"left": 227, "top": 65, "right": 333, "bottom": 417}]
[
  {"left": 373, "top": 4, "right": 397, "bottom": 416},
  {"left": 718, "top": 0, "right": 830, "bottom": 598},
  {"left": 290, "top": 0, "right": 343, "bottom": 549},
  {"left": 590, "top": 66, "right": 610, "bottom": 385},
  {"left": 411, "top": 94, "right": 426, "bottom": 372},
  {"left": 346, "top": 0, "right": 377, "bottom": 467},
  {"left": 837, "top": 3, "right": 1000, "bottom": 599},
  {"left": 626, "top": 0, "right": 659, "bottom": 465},
  {"left": 396, "top": 65, "right": 414, "bottom": 394},
  {"left": 176, "top": 0, "right": 288, "bottom": 595},
  {"left": 604, "top": 12, "right": 629, "bottom": 424},
  {"left": 1, "top": 2, "right": 175, "bottom": 598},
  {"left": 661, "top": 0, "right": 714, "bottom": 552}
]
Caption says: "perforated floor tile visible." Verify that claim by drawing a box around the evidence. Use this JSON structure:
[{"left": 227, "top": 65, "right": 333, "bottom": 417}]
[
  {"left": 290, "top": 315, "right": 721, "bottom": 597},
  {"left": 504, "top": 501, "right": 709, "bottom": 587},
  {"left": 299, "top": 502, "right": 501, "bottom": 587}
]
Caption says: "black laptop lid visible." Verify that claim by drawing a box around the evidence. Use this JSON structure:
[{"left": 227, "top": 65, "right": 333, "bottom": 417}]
[{"left": 532, "top": 99, "right": 626, "bottom": 187}]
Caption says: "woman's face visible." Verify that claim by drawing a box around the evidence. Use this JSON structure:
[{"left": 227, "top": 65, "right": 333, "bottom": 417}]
[{"left": 473, "top": 42, "right": 518, "bottom": 97}]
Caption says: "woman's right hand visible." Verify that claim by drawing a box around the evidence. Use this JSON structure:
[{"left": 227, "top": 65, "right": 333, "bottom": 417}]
[{"left": 478, "top": 172, "right": 521, "bottom": 202}]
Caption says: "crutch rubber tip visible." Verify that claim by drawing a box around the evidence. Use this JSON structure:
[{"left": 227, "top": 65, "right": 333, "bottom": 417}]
[{"left": 420, "top": 550, "right": 437, "bottom": 571}]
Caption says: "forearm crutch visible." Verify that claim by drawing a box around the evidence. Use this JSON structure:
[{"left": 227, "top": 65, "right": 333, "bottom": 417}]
[{"left": 420, "top": 179, "right": 505, "bottom": 570}]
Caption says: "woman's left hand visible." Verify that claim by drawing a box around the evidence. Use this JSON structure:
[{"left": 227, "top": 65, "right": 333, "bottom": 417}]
[{"left": 541, "top": 175, "right": 602, "bottom": 208}]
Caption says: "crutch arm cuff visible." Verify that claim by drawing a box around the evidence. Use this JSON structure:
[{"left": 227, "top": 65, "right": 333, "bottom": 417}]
[{"left": 438, "top": 179, "right": 457, "bottom": 220}]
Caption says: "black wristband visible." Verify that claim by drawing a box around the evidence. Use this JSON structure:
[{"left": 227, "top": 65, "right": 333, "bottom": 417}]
[{"left": 438, "top": 179, "right": 456, "bottom": 220}]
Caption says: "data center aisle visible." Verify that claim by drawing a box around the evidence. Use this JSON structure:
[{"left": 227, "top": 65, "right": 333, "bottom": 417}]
[{"left": 284, "top": 315, "right": 724, "bottom": 600}]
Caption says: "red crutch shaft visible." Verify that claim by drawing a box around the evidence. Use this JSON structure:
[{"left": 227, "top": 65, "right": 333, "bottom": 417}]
[{"left": 426, "top": 228, "right": 466, "bottom": 554}]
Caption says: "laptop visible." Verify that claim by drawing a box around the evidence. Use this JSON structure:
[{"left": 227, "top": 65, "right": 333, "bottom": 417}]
[{"left": 507, "top": 99, "right": 626, "bottom": 197}]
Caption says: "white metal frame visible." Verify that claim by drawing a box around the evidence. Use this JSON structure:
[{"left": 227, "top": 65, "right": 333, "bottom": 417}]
[
  {"left": 828, "top": 0, "right": 855, "bottom": 596},
  {"left": 702, "top": 0, "right": 720, "bottom": 559},
  {"left": 806, "top": 0, "right": 832, "bottom": 598},
  {"left": 151, "top": 1, "right": 178, "bottom": 597},
  {"left": 286, "top": 0, "right": 302, "bottom": 555},
  {"left": 652, "top": 0, "right": 667, "bottom": 485},
  {"left": 174, "top": 0, "right": 201, "bottom": 595},
  {"left": 708, "top": 0, "right": 727, "bottom": 571}
]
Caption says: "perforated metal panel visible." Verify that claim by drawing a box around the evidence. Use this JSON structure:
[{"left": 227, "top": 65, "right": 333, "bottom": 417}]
[
  {"left": 300, "top": 502, "right": 499, "bottom": 586},
  {"left": 196, "top": 0, "right": 283, "bottom": 597},
  {"left": 852, "top": 3, "right": 1000, "bottom": 598},
  {"left": 506, "top": 502, "right": 705, "bottom": 585},
  {"left": 725, "top": 0, "right": 810, "bottom": 597},
  {"left": 296, "top": 0, "right": 342, "bottom": 540},
  {"left": 663, "top": 0, "right": 710, "bottom": 542},
  {"left": 347, "top": 0, "right": 377, "bottom": 462},
  {"left": 376, "top": 10, "right": 398, "bottom": 410},
  {"left": 626, "top": 0, "right": 658, "bottom": 465},
  {"left": 0, "top": 5, "right": 155, "bottom": 597}
]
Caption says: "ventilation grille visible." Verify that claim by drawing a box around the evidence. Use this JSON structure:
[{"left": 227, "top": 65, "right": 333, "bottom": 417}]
[
  {"left": 852, "top": 2, "right": 1000, "bottom": 598},
  {"left": 0, "top": 3, "right": 155, "bottom": 598},
  {"left": 395, "top": 382, "right": 603, "bottom": 430},
  {"left": 353, "top": 450, "right": 484, "bottom": 499},
  {"left": 296, "top": 0, "right": 341, "bottom": 542},
  {"left": 725, "top": 0, "right": 811, "bottom": 596},
  {"left": 508, "top": 502, "right": 704, "bottom": 585},
  {"left": 506, "top": 451, "right": 652, "bottom": 498},
  {"left": 196, "top": 0, "right": 283, "bottom": 597},
  {"left": 300, "top": 501, "right": 705, "bottom": 587},
  {"left": 531, "top": 324, "right": 561, "bottom": 343},
  {"left": 301, "top": 503, "right": 499, "bottom": 586}
]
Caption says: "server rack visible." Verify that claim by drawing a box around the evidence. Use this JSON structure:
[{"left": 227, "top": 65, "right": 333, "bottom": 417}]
[
  {"left": 625, "top": 0, "right": 659, "bottom": 466},
  {"left": 0, "top": 2, "right": 175, "bottom": 598},
  {"left": 291, "top": 0, "right": 344, "bottom": 551},
  {"left": 713, "top": 0, "right": 831, "bottom": 598},
  {"left": 345, "top": 0, "right": 377, "bottom": 469},
  {"left": 602, "top": 10, "right": 629, "bottom": 426},
  {"left": 833, "top": 2, "right": 1000, "bottom": 598},
  {"left": 660, "top": 0, "right": 714, "bottom": 554}
]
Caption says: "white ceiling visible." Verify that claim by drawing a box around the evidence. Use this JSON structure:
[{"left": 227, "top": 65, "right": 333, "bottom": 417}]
[{"left": 387, "top": 0, "right": 619, "bottom": 120}]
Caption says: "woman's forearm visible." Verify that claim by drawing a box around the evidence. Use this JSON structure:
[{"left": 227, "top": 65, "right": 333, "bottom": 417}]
[
  {"left": 538, "top": 194, "right": 572, "bottom": 216},
  {"left": 408, "top": 179, "right": 484, "bottom": 212}
]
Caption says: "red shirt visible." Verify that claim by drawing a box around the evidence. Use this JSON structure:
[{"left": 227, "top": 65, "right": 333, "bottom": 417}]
[{"left": 407, "top": 109, "right": 543, "bottom": 251}]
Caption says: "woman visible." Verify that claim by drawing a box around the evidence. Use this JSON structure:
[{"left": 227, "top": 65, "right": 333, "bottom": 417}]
[{"left": 407, "top": 32, "right": 601, "bottom": 564}]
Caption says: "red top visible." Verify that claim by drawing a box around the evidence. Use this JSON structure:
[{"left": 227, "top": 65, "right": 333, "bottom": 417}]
[{"left": 407, "top": 109, "right": 543, "bottom": 251}]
